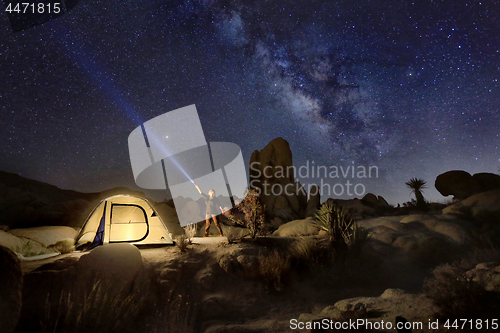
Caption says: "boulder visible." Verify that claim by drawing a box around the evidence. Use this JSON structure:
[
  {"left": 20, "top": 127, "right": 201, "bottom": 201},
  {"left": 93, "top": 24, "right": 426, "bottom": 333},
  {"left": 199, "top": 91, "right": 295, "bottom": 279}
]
[
  {"left": 378, "top": 195, "right": 389, "bottom": 206},
  {"left": 0, "top": 245, "right": 23, "bottom": 333},
  {"left": 0, "top": 230, "right": 25, "bottom": 251},
  {"left": 9, "top": 226, "right": 77, "bottom": 247},
  {"left": 362, "top": 193, "right": 379, "bottom": 206},
  {"left": 272, "top": 217, "right": 319, "bottom": 237},
  {"left": 472, "top": 173, "right": 500, "bottom": 192},
  {"left": 249, "top": 138, "right": 314, "bottom": 223},
  {"left": 435, "top": 170, "right": 477, "bottom": 199},
  {"left": 435, "top": 170, "right": 500, "bottom": 199},
  {"left": 76, "top": 243, "right": 143, "bottom": 293}
]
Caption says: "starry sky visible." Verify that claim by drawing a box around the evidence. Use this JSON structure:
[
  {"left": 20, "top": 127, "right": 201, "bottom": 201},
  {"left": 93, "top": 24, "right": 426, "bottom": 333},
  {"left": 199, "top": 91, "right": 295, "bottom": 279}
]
[{"left": 1, "top": 0, "right": 499, "bottom": 204}]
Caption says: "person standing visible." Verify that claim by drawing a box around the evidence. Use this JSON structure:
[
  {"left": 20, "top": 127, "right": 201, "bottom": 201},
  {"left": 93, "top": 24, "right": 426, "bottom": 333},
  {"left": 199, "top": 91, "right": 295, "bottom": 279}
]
[{"left": 193, "top": 183, "right": 225, "bottom": 237}]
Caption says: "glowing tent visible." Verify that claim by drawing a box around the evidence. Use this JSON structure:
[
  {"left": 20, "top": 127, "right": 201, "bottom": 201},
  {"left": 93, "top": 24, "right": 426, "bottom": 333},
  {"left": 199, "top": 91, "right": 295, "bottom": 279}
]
[{"left": 75, "top": 195, "right": 173, "bottom": 250}]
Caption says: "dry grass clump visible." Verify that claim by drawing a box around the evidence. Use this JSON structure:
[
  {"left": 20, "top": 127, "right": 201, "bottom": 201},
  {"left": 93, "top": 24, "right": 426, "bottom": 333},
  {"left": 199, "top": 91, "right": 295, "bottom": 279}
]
[
  {"left": 183, "top": 224, "right": 197, "bottom": 244},
  {"left": 146, "top": 292, "right": 198, "bottom": 333},
  {"left": 41, "top": 280, "right": 144, "bottom": 333},
  {"left": 174, "top": 235, "right": 190, "bottom": 252},
  {"left": 41, "top": 274, "right": 198, "bottom": 333},
  {"left": 258, "top": 249, "right": 291, "bottom": 291}
]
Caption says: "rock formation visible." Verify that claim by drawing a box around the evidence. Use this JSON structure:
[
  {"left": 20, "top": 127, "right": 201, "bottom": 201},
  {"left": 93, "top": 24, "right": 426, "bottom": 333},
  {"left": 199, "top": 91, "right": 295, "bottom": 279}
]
[
  {"left": 249, "top": 137, "right": 320, "bottom": 226},
  {"left": 435, "top": 170, "right": 500, "bottom": 199}
]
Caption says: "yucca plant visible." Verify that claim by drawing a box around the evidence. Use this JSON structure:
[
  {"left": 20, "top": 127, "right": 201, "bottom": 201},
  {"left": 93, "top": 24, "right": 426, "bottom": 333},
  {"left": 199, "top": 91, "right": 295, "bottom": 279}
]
[
  {"left": 313, "top": 201, "right": 368, "bottom": 254},
  {"left": 405, "top": 177, "right": 427, "bottom": 210}
]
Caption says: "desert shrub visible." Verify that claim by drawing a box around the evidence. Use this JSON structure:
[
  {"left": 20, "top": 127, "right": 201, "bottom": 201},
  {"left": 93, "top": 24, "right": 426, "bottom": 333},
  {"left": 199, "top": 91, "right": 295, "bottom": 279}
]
[
  {"left": 402, "top": 199, "right": 417, "bottom": 208},
  {"left": 174, "top": 235, "right": 190, "bottom": 252},
  {"left": 258, "top": 249, "right": 291, "bottom": 291},
  {"left": 313, "top": 202, "right": 369, "bottom": 256},
  {"left": 424, "top": 263, "right": 500, "bottom": 319},
  {"left": 183, "top": 224, "right": 197, "bottom": 244},
  {"left": 225, "top": 188, "right": 266, "bottom": 238}
]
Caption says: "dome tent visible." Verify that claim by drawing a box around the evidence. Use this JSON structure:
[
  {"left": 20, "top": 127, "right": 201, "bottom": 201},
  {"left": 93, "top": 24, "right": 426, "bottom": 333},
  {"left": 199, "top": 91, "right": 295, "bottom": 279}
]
[{"left": 75, "top": 195, "right": 173, "bottom": 250}]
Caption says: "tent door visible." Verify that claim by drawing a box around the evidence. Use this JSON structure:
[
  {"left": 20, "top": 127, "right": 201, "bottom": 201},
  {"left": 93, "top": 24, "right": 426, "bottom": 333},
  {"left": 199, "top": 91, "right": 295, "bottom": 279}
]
[{"left": 109, "top": 204, "right": 149, "bottom": 243}]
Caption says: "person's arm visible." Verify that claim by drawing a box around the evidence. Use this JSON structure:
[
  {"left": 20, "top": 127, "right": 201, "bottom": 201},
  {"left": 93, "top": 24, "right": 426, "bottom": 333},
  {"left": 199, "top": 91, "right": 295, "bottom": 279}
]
[
  {"left": 219, "top": 206, "right": 225, "bottom": 214},
  {"left": 193, "top": 183, "right": 202, "bottom": 194}
]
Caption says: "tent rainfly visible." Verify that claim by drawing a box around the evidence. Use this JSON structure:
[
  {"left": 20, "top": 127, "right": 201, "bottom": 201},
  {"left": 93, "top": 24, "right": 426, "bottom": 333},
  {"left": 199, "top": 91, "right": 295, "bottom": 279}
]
[{"left": 75, "top": 195, "right": 173, "bottom": 250}]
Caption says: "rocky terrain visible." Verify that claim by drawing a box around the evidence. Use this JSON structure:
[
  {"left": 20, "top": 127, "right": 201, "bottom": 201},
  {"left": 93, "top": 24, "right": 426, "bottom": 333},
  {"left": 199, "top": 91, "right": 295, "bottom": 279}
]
[{"left": 1, "top": 138, "right": 500, "bottom": 333}]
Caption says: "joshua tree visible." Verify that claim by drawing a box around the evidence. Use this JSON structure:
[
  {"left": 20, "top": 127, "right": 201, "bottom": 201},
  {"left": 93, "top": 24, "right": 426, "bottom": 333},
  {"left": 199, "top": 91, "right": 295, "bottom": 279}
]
[{"left": 405, "top": 178, "right": 427, "bottom": 210}]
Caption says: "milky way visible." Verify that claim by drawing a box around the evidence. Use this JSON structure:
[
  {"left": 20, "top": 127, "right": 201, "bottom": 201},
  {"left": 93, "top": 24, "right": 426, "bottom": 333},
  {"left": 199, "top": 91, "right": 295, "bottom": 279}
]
[{"left": 1, "top": 0, "right": 499, "bottom": 204}]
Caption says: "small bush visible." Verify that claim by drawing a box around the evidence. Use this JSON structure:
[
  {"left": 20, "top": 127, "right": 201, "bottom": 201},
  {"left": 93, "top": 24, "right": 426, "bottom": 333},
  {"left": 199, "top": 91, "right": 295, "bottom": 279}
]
[
  {"left": 183, "top": 224, "right": 197, "bottom": 244},
  {"left": 175, "top": 235, "right": 190, "bottom": 252},
  {"left": 225, "top": 188, "right": 266, "bottom": 238}
]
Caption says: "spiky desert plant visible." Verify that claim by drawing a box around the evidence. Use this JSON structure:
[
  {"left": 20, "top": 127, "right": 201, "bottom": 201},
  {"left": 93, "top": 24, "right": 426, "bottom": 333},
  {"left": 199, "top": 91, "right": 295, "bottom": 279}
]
[
  {"left": 405, "top": 177, "right": 427, "bottom": 210},
  {"left": 225, "top": 188, "right": 266, "bottom": 238},
  {"left": 313, "top": 202, "right": 368, "bottom": 253}
]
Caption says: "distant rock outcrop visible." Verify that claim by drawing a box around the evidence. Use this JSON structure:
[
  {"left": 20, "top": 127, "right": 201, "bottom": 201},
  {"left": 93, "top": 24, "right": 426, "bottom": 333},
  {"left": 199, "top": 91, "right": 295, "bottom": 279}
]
[
  {"left": 249, "top": 138, "right": 319, "bottom": 226},
  {"left": 435, "top": 170, "right": 500, "bottom": 199},
  {"left": 0, "top": 245, "right": 23, "bottom": 333},
  {"left": 362, "top": 193, "right": 390, "bottom": 208}
]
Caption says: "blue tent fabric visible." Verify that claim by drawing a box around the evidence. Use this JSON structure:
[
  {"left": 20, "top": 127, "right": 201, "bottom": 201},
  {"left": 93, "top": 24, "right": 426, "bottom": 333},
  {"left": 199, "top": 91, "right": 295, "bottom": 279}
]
[{"left": 89, "top": 201, "right": 107, "bottom": 250}]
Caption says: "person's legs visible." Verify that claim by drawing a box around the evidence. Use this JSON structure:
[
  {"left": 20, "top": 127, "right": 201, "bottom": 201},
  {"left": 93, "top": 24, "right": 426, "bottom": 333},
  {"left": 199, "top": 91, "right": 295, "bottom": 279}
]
[
  {"left": 212, "top": 216, "right": 224, "bottom": 236},
  {"left": 205, "top": 214, "right": 212, "bottom": 237}
]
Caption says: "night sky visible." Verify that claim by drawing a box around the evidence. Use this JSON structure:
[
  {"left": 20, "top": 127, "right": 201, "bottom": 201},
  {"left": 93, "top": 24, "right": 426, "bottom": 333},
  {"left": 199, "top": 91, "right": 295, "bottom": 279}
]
[{"left": 1, "top": 0, "right": 499, "bottom": 204}]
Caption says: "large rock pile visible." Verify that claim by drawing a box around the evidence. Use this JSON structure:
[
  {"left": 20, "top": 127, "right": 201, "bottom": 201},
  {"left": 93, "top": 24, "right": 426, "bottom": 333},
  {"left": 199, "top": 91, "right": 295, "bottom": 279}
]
[
  {"left": 435, "top": 170, "right": 500, "bottom": 200},
  {"left": 249, "top": 138, "right": 319, "bottom": 227}
]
